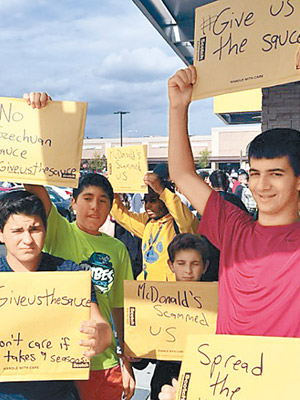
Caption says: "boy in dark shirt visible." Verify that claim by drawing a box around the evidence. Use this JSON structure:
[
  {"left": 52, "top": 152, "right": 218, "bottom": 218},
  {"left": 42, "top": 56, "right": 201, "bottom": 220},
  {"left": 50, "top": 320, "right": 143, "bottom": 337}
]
[
  {"left": 150, "top": 233, "right": 209, "bottom": 400},
  {"left": 0, "top": 190, "right": 111, "bottom": 400}
]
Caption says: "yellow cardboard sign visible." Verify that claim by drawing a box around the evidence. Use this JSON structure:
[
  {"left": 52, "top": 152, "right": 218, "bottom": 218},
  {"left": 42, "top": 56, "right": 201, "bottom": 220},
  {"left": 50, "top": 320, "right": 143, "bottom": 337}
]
[
  {"left": 176, "top": 334, "right": 300, "bottom": 400},
  {"left": 0, "top": 271, "right": 91, "bottom": 381},
  {"left": 106, "top": 145, "right": 148, "bottom": 193},
  {"left": 0, "top": 98, "right": 87, "bottom": 187},
  {"left": 124, "top": 281, "right": 218, "bottom": 360},
  {"left": 193, "top": 0, "right": 300, "bottom": 100}
]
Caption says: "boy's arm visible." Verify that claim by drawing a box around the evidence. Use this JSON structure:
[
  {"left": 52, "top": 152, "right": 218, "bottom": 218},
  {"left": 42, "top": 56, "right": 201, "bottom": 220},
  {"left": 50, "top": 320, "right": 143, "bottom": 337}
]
[
  {"left": 24, "top": 184, "right": 52, "bottom": 216},
  {"left": 168, "top": 65, "right": 212, "bottom": 216},
  {"left": 160, "top": 189, "right": 199, "bottom": 232},
  {"left": 110, "top": 194, "right": 147, "bottom": 239},
  {"left": 79, "top": 302, "right": 112, "bottom": 357},
  {"left": 144, "top": 172, "right": 199, "bottom": 232},
  {"left": 23, "top": 92, "right": 53, "bottom": 216},
  {"left": 112, "top": 307, "right": 135, "bottom": 400}
]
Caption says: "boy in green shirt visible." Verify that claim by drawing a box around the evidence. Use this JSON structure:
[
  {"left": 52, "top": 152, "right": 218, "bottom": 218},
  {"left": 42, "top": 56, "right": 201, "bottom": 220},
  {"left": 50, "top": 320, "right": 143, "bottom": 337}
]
[{"left": 24, "top": 93, "right": 135, "bottom": 400}]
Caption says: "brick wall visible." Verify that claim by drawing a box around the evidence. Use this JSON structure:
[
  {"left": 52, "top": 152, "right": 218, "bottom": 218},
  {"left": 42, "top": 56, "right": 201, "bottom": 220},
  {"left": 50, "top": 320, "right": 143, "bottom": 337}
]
[{"left": 262, "top": 81, "right": 300, "bottom": 131}]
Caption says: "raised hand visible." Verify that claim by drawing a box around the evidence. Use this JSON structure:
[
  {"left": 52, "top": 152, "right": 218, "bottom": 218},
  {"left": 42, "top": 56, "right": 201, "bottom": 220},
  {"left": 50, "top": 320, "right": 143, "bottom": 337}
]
[{"left": 168, "top": 65, "right": 197, "bottom": 109}]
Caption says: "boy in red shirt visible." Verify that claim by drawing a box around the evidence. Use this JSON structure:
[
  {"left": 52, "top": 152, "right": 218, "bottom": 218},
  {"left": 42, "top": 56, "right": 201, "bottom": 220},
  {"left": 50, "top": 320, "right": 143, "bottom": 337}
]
[{"left": 159, "top": 65, "right": 300, "bottom": 399}]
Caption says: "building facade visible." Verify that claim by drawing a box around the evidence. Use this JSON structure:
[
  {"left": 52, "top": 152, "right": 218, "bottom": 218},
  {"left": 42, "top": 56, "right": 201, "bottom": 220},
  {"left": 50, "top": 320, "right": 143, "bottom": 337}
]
[{"left": 82, "top": 124, "right": 261, "bottom": 172}]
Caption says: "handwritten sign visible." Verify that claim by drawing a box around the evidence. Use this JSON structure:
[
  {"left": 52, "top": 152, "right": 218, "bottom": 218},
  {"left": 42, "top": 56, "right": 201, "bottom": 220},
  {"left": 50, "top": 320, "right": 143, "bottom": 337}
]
[
  {"left": 176, "top": 334, "right": 300, "bottom": 400},
  {"left": 124, "top": 281, "right": 218, "bottom": 361},
  {"left": 0, "top": 98, "right": 87, "bottom": 187},
  {"left": 193, "top": 0, "right": 300, "bottom": 100},
  {"left": 0, "top": 271, "right": 91, "bottom": 381},
  {"left": 106, "top": 145, "right": 148, "bottom": 193}
]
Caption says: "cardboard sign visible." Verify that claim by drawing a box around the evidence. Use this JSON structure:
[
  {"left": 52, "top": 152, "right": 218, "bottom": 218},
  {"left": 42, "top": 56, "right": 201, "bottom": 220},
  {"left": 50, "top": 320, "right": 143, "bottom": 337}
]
[
  {"left": 106, "top": 145, "right": 148, "bottom": 193},
  {"left": 176, "top": 334, "right": 300, "bottom": 400},
  {"left": 124, "top": 281, "right": 218, "bottom": 360},
  {"left": 193, "top": 0, "right": 300, "bottom": 100},
  {"left": 0, "top": 271, "right": 91, "bottom": 381},
  {"left": 0, "top": 98, "right": 87, "bottom": 187}
]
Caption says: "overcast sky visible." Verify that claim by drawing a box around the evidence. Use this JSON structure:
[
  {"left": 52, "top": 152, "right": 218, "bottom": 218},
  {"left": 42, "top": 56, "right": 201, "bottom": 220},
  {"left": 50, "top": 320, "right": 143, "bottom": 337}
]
[{"left": 0, "top": 0, "right": 225, "bottom": 139}]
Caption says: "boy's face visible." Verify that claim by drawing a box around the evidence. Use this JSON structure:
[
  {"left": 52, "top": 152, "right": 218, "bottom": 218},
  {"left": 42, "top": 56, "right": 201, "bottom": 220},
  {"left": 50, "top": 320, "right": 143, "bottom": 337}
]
[
  {"left": 144, "top": 195, "right": 168, "bottom": 220},
  {"left": 0, "top": 214, "right": 45, "bottom": 267},
  {"left": 249, "top": 156, "right": 300, "bottom": 223},
  {"left": 168, "top": 249, "right": 205, "bottom": 281},
  {"left": 239, "top": 174, "right": 248, "bottom": 185},
  {"left": 71, "top": 185, "right": 111, "bottom": 235}
]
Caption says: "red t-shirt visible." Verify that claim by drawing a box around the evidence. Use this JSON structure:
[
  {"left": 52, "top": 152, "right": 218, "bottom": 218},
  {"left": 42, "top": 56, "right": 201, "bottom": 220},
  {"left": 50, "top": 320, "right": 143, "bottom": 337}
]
[
  {"left": 232, "top": 180, "right": 240, "bottom": 194},
  {"left": 199, "top": 191, "right": 300, "bottom": 337}
]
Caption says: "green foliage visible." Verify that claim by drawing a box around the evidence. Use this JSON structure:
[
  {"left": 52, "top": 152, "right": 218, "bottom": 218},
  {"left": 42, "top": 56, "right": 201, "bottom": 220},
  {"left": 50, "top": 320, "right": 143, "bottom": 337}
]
[
  {"left": 197, "top": 148, "right": 211, "bottom": 169},
  {"left": 86, "top": 153, "right": 107, "bottom": 172}
]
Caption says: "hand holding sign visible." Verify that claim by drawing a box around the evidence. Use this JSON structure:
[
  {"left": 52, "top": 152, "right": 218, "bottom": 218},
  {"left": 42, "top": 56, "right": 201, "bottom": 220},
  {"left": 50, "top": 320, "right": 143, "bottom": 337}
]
[
  {"left": 144, "top": 172, "right": 164, "bottom": 195},
  {"left": 296, "top": 47, "right": 300, "bottom": 69},
  {"left": 79, "top": 318, "right": 101, "bottom": 358},
  {"left": 168, "top": 66, "right": 196, "bottom": 109},
  {"left": 158, "top": 379, "right": 177, "bottom": 400},
  {"left": 23, "top": 92, "right": 51, "bottom": 109},
  {"left": 79, "top": 309, "right": 111, "bottom": 359}
]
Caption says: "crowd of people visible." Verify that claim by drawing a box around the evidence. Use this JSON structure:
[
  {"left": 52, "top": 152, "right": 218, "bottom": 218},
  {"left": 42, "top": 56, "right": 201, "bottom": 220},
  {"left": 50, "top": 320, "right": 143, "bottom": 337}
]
[{"left": 0, "top": 65, "right": 299, "bottom": 400}]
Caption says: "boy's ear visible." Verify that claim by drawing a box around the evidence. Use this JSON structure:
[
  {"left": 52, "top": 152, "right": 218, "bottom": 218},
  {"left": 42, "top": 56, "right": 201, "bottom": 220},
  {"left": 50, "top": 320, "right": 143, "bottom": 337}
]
[
  {"left": 0, "top": 231, "right": 3, "bottom": 244},
  {"left": 203, "top": 260, "right": 209, "bottom": 274},
  {"left": 167, "top": 259, "right": 174, "bottom": 273},
  {"left": 71, "top": 197, "right": 76, "bottom": 210},
  {"left": 296, "top": 176, "right": 300, "bottom": 191},
  {"left": 70, "top": 198, "right": 77, "bottom": 216}
]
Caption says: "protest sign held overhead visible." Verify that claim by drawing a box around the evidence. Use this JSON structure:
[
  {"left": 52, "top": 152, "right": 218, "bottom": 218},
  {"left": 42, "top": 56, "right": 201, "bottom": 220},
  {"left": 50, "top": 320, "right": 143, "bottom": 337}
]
[
  {"left": 0, "top": 98, "right": 87, "bottom": 187},
  {"left": 0, "top": 272, "right": 91, "bottom": 381},
  {"left": 106, "top": 145, "right": 148, "bottom": 193},
  {"left": 124, "top": 281, "right": 218, "bottom": 361},
  {"left": 176, "top": 334, "right": 300, "bottom": 400},
  {"left": 193, "top": 0, "right": 300, "bottom": 100}
]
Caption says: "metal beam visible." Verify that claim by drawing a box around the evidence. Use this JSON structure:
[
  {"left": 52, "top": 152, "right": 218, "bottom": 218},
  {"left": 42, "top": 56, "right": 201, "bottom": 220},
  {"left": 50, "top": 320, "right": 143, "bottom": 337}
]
[{"left": 132, "top": 0, "right": 216, "bottom": 65}]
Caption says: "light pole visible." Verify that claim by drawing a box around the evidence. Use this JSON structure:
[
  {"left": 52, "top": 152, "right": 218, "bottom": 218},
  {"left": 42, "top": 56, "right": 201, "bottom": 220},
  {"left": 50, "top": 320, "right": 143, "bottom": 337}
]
[{"left": 114, "top": 111, "right": 130, "bottom": 146}]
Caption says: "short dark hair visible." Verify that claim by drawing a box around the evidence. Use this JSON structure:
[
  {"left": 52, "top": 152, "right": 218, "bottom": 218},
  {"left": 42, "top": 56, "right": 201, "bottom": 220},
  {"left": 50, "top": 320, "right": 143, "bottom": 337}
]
[
  {"left": 168, "top": 233, "right": 209, "bottom": 265},
  {"left": 153, "top": 164, "right": 169, "bottom": 181},
  {"left": 198, "top": 170, "right": 209, "bottom": 180},
  {"left": 0, "top": 190, "right": 47, "bottom": 231},
  {"left": 239, "top": 172, "right": 249, "bottom": 181},
  {"left": 248, "top": 128, "right": 300, "bottom": 176},
  {"left": 143, "top": 189, "right": 159, "bottom": 203},
  {"left": 73, "top": 173, "right": 114, "bottom": 207},
  {"left": 209, "top": 170, "right": 229, "bottom": 191}
]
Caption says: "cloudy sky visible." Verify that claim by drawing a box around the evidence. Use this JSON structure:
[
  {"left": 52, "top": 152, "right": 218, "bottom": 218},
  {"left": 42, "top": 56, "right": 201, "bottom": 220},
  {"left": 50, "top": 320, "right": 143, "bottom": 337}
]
[{"left": 1, "top": 0, "right": 225, "bottom": 139}]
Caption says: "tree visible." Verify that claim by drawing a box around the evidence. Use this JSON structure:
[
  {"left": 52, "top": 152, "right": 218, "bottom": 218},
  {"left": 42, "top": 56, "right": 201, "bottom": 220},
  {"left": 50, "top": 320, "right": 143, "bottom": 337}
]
[
  {"left": 197, "top": 148, "right": 211, "bottom": 169},
  {"left": 87, "top": 152, "right": 107, "bottom": 173}
]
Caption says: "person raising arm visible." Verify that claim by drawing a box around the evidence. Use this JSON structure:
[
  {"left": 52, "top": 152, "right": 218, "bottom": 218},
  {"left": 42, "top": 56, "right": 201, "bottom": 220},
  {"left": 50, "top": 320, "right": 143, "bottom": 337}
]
[{"left": 168, "top": 65, "right": 212, "bottom": 216}]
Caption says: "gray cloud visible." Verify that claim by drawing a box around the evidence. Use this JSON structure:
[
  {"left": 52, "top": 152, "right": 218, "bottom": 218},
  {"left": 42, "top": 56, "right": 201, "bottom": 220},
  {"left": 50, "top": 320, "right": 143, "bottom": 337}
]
[{"left": 0, "top": 0, "right": 225, "bottom": 138}]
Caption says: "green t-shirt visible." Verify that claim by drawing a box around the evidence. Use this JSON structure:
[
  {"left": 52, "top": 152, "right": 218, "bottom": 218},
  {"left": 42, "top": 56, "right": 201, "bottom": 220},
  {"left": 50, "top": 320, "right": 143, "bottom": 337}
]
[{"left": 44, "top": 205, "right": 133, "bottom": 371}]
